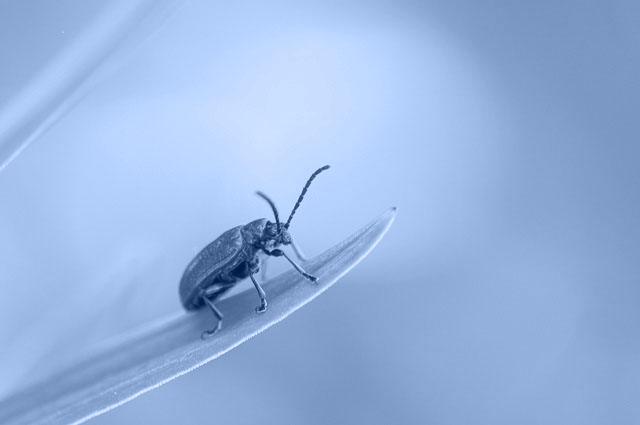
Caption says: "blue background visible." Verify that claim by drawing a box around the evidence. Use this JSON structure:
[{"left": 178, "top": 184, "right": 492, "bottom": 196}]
[{"left": 1, "top": 0, "right": 639, "bottom": 423}]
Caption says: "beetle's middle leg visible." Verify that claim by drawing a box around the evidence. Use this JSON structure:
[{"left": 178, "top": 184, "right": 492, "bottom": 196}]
[
  {"left": 201, "top": 296, "right": 223, "bottom": 339},
  {"left": 247, "top": 261, "right": 268, "bottom": 313}
]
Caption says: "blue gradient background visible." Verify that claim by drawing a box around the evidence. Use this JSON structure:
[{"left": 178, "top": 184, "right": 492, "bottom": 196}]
[{"left": 1, "top": 0, "right": 640, "bottom": 424}]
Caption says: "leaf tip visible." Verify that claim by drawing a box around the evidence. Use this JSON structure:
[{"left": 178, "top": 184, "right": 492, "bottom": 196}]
[{"left": 385, "top": 206, "right": 398, "bottom": 222}]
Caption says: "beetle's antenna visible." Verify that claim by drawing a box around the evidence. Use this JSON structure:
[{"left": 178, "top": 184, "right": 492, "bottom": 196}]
[
  {"left": 256, "top": 191, "right": 281, "bottom": 233},
  {"left": 284, "top": 165, "right": 330, "bottom": 229}
]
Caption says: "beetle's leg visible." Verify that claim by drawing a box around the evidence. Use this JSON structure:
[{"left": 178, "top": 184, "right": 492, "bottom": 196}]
[
  {"left": 289, "top": 237, "right": 308, "bottom": 262},
  {"left": 260, "top": 258, "right": 268, "bottom": 282},
  {"left": 201, "top": 296, "right": 223, "bottom": 339},
  {"left": 249, "top": 269, "right": 268, "bottom": 313},
  {"left": 265, "top": 249, "right": 318, "bottom": 283}
]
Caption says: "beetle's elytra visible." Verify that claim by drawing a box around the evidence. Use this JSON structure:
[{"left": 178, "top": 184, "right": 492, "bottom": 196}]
[{"left": 180, "top": 165, "right": 330, "bottom": 339}]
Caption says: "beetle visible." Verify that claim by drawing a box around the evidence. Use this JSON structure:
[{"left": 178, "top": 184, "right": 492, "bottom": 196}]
[{"left": 180, "top": 165, "right": 330, "bottom": 339}]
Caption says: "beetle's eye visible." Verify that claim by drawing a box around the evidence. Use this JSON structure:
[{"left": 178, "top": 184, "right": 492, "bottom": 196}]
[{"left": 266, "top": 225, "right": 277, "bottom": 237}]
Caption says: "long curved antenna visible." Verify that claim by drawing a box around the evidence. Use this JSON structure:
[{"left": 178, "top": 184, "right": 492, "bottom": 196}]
[
  {"left": 284, "top": 165, "right": 330, "bottom": 229},
  {"left": 256, "top": 191, "right": 281, "bottom": 233}
]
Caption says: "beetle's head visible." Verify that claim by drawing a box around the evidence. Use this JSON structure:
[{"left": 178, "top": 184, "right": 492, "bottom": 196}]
[
  {"left": 263, "top": 221, "right": 292, "bottom": 248},
  {"left": 256, "top": 165, "right": 330, "bottom": 247}
]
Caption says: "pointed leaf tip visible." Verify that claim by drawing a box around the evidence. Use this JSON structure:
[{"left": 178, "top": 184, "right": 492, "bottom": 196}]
[{"left": 0, "top": 209, "right": 396, "bottom": 425}]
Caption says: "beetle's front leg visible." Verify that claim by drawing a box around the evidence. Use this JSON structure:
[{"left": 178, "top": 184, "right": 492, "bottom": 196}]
[
  {"left": 264, "top": 249, "right": 318, "bottom": 283},
  {"left": 289, "top": 236, "right": 308, "bottom": 262},
  {"left": 260, "top": 258, "right": 268, "bottom": 282}
]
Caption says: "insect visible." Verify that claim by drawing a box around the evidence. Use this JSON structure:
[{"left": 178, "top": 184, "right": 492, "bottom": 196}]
[{"left": 180, "top": 165, "right": 330, "bottom": 339}]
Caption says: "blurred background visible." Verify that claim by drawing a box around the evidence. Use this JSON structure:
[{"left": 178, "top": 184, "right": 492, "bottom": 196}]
[{"left": 1, "top": 0, "right": 639, "bottom": 424}]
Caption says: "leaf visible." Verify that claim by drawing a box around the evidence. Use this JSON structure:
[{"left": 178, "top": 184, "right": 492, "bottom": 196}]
[
  {"left": 0, "top": 0, "right": 181, "bottom": 173},
  {"left": 0, "top": 207, "right": 397, "bottom": 425}
]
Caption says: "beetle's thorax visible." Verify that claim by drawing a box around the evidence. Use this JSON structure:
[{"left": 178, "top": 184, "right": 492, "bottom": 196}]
[{"left": 241, "top": 218, "right": 269, "bottom": 246}]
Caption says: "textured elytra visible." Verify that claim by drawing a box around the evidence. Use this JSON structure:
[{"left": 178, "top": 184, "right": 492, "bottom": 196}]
[
  {"left": 179, "top": 225, "right": 243, "bottom": 309},
  {"left": 179, "top": 218, "right": 272, "bottom": 310}
]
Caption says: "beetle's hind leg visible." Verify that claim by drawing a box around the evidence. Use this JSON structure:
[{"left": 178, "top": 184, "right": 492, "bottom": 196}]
[{"left": 201, "top": 296, "right": 224, "bottom": 339}]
